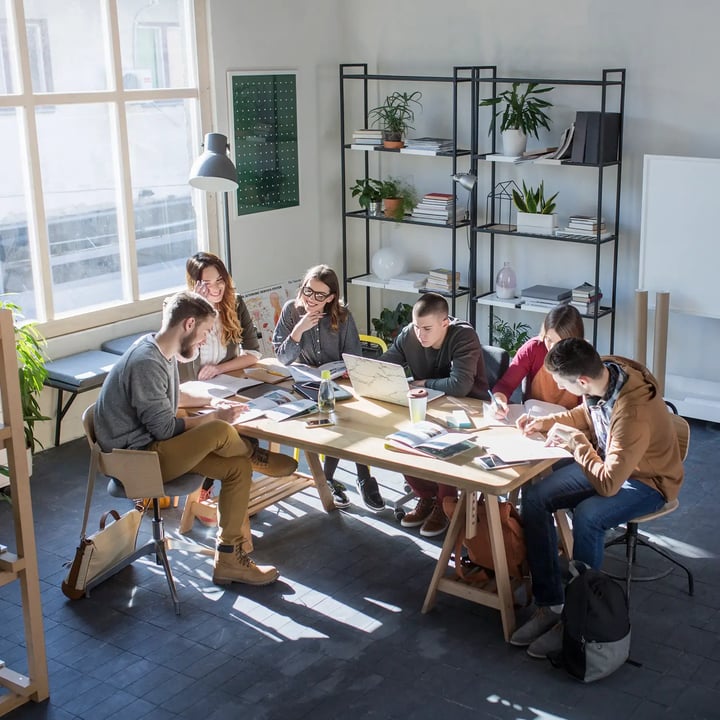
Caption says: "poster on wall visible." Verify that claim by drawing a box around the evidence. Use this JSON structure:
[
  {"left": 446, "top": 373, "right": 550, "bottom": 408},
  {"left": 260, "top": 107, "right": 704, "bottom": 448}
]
[
  {"left": 243, "top": 278, "right": 301, "bottom": 357},
  {"left": 228, "top": 70, "right": 299, "bottom": 216}
]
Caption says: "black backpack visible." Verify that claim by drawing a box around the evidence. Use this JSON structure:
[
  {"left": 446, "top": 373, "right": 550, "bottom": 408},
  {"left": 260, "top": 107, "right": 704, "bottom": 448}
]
[{"left": 552, "top": 561, "right": 631, "bottom": 682}]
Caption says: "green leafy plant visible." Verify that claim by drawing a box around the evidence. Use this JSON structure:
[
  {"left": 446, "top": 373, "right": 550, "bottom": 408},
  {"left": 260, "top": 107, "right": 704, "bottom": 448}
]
[
  {"left": 371, "top": 302, "right": 413, "bottom": 345},
  {"left": 479, "top": 82, "right": 553, "bottom": 138},
  {"left": 492, "top": 318, "right": 532, "bottom": 357},
  {"left": 380, "top": 177, "right": 418, "bottom": 219},
  {"left": 0, "top": 301, "right": 49, "bottom": 477},
  {"left": 512, "top": 180, "right": 558, "bottom": 214},
  {"left": 368, "top": 91, "right": 423, "bottom": 137},
  {"left": 350, "top": 177, "right": 384, "bottom": 211}
]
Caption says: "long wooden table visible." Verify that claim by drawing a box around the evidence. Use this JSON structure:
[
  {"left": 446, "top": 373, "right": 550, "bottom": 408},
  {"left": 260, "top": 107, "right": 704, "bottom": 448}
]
[{"left": 236, "top": 390, "right": 554, "bottom": 641}]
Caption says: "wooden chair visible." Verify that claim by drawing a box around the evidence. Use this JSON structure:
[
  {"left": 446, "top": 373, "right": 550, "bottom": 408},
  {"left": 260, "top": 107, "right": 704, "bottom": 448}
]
[
  {"left": 82, "top": 404, "right": 215, "bottom": 614},
  {"left": 555, "top": 412, "right": 693, "bottom": 600}
]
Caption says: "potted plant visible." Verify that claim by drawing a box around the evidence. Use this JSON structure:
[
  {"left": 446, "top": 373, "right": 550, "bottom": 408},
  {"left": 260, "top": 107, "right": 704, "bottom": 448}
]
[
  {"left": 371, "top": 302, "right": 413, "bottom": 345},
  {"left": 380, "top": 177, "right": 418, "bottom": 220},
  {"left": 492, "top": 318, "right": 532, "bottom": 357},
  {"left": 350, "top": 177, "right": 384, "bottom": 215},
  {"left": 0, "top": 300, "right": 49, "bottom": 480},
  {"left": 512, "top": 180, "right": 558, "bottom": 235},
  {"left": 479, "top": 82, "right": 553, "bottom": 156},
  {"left": 368, "top": 90, "right": 422, "bottom": 149}
]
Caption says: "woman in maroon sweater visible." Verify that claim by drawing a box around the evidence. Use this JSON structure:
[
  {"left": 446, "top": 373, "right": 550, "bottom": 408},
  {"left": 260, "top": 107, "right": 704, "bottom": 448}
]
[{"left": 493, "top": 304, "right": 585, "bottom": 411}]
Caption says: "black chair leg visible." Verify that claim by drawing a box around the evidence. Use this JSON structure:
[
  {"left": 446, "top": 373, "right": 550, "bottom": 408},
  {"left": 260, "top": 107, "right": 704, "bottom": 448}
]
[
  {"left": 605, "top": 521, "right": 694, "bottom": 599},
  {"left": 150, "top": 498, "right": 182, "bottom": 614}
]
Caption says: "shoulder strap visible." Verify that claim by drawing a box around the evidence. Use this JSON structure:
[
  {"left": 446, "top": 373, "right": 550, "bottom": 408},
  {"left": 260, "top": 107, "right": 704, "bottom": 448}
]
[{"left": 79, "top": 447, "right": 100, "bottom": 539}]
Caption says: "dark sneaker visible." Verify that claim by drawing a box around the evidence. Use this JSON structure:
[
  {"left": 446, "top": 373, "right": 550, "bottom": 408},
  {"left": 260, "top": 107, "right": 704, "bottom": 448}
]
[
  {"left": 420, "top": 502, "right": 449, "bottom": 537},
  {"left": 527, "top": 621, "right": 563, "bottom": 659},
  {"left": 401, "top": 497, "right": 435, "bottom": 528},
  {"left": 357, "top": 477, "right": 385, "bottom": 512},
  {"left": 250, "top": 445, "right": 298, "bottom": 477},
  {"left": 213, "top": 543, "right": 279, "bottom": 586},
  {"left": 329, "top": 480, "right": 350, "bottom": 509},
  {"left": 510, "top": 606, "right": 562, "bottom": 647}
]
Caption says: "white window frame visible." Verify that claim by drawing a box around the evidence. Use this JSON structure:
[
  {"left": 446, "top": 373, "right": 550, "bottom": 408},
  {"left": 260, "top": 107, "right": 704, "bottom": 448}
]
[{"left": 0, "top": 0, "right": 215, "bottom": 339}]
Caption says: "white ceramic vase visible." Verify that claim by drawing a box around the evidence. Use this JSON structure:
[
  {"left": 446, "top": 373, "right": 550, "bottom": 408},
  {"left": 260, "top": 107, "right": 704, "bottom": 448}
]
[{"left": 502, "top": 129, "right": 527, "bottom": 157}]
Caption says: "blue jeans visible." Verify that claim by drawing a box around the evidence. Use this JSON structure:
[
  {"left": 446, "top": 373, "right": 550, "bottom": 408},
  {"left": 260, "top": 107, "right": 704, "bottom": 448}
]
[{"left": 522, "top": 462, "right": 665, "bottom": 606}]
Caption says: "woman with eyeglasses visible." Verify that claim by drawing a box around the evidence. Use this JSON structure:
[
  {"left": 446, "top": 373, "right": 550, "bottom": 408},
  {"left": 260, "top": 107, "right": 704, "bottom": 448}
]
[
  {"left": 272, "top": 264, "right": 385, "bottom": 512},
  {"left": 180, "top": 251, "right": 261, "bottom": 382}
]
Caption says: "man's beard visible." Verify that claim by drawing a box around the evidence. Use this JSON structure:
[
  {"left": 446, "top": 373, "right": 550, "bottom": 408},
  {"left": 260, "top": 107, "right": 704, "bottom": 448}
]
[{"left": 178, "top": 333, "right": 200, "bottom": 363}]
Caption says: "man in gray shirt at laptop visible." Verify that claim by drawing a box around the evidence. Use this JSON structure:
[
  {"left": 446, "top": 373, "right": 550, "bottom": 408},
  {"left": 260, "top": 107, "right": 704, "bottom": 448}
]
[{"left": 381, "top": 292, "right": 488, "bottom": 537}]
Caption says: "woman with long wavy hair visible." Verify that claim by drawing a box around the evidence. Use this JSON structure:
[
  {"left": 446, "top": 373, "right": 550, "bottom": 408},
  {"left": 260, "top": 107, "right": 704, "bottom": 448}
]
[
  {"left": 181, "top": 251, "right": 261, "bottom": 382},
  {"left": 272, "top": 264, "right": 385, "bottom": 512}
]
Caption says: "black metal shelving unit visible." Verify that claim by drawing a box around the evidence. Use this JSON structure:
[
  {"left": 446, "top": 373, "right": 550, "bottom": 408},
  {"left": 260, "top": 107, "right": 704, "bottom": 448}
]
[
  {"left": 474, "top": 67, "right": 626, "bottom": 352},
  {"left": 339, "top": 64, "right": 486, "bottom": 332}
]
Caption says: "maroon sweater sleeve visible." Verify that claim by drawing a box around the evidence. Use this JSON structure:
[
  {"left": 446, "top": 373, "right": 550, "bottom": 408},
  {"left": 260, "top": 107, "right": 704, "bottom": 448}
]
[{"left": 492, "top": 337, "right": 545, "bottom": 399}]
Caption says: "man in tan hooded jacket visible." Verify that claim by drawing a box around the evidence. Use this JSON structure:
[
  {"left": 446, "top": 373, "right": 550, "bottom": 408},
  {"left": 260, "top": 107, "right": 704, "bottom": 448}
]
[{"left": 508, "top": 338, "right": 683, "bottom": 658}]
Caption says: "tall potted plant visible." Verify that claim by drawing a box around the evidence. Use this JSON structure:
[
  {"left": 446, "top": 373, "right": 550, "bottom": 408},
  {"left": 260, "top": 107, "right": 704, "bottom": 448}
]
[
  {"left": 371, "top": 302, "right": 413, "bottom": 345},
  {"left": 480, "top": 82, "right": 554, "bottom": 156},
  {"left": 368, "top": 90, "right": 422, "bottom": 149},
  {"left": 0, "top": 301, "right": 49, "bottom": 479}
]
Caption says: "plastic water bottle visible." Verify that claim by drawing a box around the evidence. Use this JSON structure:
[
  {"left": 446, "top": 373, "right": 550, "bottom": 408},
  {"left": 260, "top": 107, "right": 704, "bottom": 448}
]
[{"left": 318, "top": 369, "right": 335, "bottom": 415}]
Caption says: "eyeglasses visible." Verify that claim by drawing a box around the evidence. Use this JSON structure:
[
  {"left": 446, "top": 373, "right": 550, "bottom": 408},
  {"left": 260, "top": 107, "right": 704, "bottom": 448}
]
[{"left": 301, "top": 286, "right": 331, "bottom": 302}]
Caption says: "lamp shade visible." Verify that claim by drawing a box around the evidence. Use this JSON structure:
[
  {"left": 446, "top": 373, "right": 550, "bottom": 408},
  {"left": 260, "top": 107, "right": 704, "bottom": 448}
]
[
  {"left": 189, "top": 133, "right": 238, "bottom": 192},
  {"left": 451, "top": 172, "right": 477, "bottom": 191}
]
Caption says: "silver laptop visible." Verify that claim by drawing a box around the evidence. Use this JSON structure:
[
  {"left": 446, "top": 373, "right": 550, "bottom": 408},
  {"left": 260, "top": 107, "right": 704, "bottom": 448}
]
[{"left": 342, "top": 353, "right": 444, "bottom": 406}]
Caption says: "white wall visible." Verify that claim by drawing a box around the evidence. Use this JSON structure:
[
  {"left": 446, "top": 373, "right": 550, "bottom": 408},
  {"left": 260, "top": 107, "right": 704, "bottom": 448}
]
[{"left": 204, "top": 0, "right": 720, "bottom": 386}]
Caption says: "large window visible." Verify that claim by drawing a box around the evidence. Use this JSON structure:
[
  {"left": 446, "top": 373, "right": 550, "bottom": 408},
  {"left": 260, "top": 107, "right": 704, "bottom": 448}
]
[{"left": 0, "top": 0, "right": 207, "bottom": 329}]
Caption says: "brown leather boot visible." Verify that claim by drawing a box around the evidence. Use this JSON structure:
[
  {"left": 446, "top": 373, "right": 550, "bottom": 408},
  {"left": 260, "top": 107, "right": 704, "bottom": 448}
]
[{"left": 213, "top": 543, "right": 279, "bottom": 586}]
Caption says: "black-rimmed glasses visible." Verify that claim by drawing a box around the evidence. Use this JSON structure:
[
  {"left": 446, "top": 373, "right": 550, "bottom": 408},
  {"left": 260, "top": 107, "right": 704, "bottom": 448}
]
[{"left": 301, "top": 286, "right": 331, "bottom": 302}]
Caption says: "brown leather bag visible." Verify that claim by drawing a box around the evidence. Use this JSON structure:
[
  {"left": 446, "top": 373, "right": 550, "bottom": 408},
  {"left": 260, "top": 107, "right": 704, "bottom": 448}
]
[{"left": 442, "top": 495, "right": 526, "bottom": 582}]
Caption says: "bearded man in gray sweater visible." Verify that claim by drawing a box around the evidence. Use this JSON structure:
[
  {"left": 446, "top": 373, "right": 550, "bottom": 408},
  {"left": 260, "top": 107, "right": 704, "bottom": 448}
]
[{"left": 94, "top": 290, "right": 290, "bottom": 586}]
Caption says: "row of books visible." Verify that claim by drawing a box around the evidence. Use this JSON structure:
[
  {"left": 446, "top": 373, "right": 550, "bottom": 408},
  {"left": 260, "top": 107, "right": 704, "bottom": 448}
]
[
  {"left": 411, "top": 192, "right": 466, "bottom": 225},
  {"left": 570, "top": 282, "right": 603, "bottom": 314}
]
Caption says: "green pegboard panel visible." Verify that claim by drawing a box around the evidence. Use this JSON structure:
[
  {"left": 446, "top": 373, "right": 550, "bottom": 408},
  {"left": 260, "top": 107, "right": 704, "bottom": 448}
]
[{"left": 231, "top": 73, "right": 299, "bottom": 215}]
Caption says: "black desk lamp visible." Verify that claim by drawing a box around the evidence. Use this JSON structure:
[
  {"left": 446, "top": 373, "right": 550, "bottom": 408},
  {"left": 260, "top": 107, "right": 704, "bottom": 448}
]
[{"left": 189, "top": 133, "right": 238, "bottom": 275}]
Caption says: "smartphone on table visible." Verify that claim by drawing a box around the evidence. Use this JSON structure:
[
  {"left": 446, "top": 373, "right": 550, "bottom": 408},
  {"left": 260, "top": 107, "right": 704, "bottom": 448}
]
[{"left": 305, "top": 418, "right": 335, "bottom": 428}]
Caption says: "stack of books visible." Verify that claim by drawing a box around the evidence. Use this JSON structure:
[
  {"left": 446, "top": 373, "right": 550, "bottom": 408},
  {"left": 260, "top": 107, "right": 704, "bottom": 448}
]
[
  {"left": 411, "top": 193, "right": 466, "bottom": 225},
  {"left": 520, "top": 284, "right": 572, "bottom": 310},
  {"left": 400, "top": 137, "right": 455, "bottom": 156},
  {"left": 555, "top": 216, "right": 612, "bottom": 239},
  {"left": 350, "top": 129, "right": 383, "bottom": 150},
  {"left": 425, "top": 268, "right": 461, "bottom": 293},
  {"left": 571, "top": 282, "right": 603, "bottom": 315}
]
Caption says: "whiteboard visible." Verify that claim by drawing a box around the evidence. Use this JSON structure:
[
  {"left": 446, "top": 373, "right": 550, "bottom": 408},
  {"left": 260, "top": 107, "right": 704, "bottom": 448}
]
[{"left": 639, "top": 154, "right": 720, "bottom": 318}]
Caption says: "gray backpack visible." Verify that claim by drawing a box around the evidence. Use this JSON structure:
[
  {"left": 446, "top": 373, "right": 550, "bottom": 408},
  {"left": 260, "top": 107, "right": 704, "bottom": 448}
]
[{"left": 551, "top": 561, "right": 631, "bottom": 682}]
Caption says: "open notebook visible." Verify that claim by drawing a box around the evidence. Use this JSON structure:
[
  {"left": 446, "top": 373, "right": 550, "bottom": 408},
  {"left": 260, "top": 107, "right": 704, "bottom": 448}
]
[{"left": 342, "top": 353, "right": 444, "bottom": 406}]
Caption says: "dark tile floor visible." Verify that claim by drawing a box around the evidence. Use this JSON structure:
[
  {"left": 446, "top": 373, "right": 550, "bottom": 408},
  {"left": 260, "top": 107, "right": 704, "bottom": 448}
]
[{"left": 1, "top": 419, "right": 719, "bottom": 719}]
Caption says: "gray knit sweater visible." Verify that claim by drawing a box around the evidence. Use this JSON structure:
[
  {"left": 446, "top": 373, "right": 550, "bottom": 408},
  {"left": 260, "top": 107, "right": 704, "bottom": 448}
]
[
  {"left": 272, "top": 299, "right": 362, "bottom": 366},
  {"left": 94, "top": 334, "right": 185, "bottom": 452}
]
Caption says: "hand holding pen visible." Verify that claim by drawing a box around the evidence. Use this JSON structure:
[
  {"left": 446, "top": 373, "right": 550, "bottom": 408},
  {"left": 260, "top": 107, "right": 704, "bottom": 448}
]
[
  {"left": 518, "top": 407, "right": 543, "bottom": 435},
  {"left": 487, "top": 390, "right": 509, "bottom": 419}
]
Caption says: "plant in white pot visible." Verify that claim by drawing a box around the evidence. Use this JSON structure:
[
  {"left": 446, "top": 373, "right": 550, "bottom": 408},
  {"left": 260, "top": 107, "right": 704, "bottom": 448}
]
[
  {"left": 512, "top": 180, "right": 558, "bottom": 235},
  {"left": 480, "top": 82, "right": 554, "bottom": 157}
]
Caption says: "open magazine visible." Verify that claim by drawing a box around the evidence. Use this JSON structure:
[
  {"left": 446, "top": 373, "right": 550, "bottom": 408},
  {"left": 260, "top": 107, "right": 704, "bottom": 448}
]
[
  {"left": 385, "top": 421, "right": 477, "bottom": 459},
  {"left": 236, "top": 388, "right": 317, "bottom": 423},
  {"left": 181, "top": 373, "right": 263, "bottom": 399}
]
